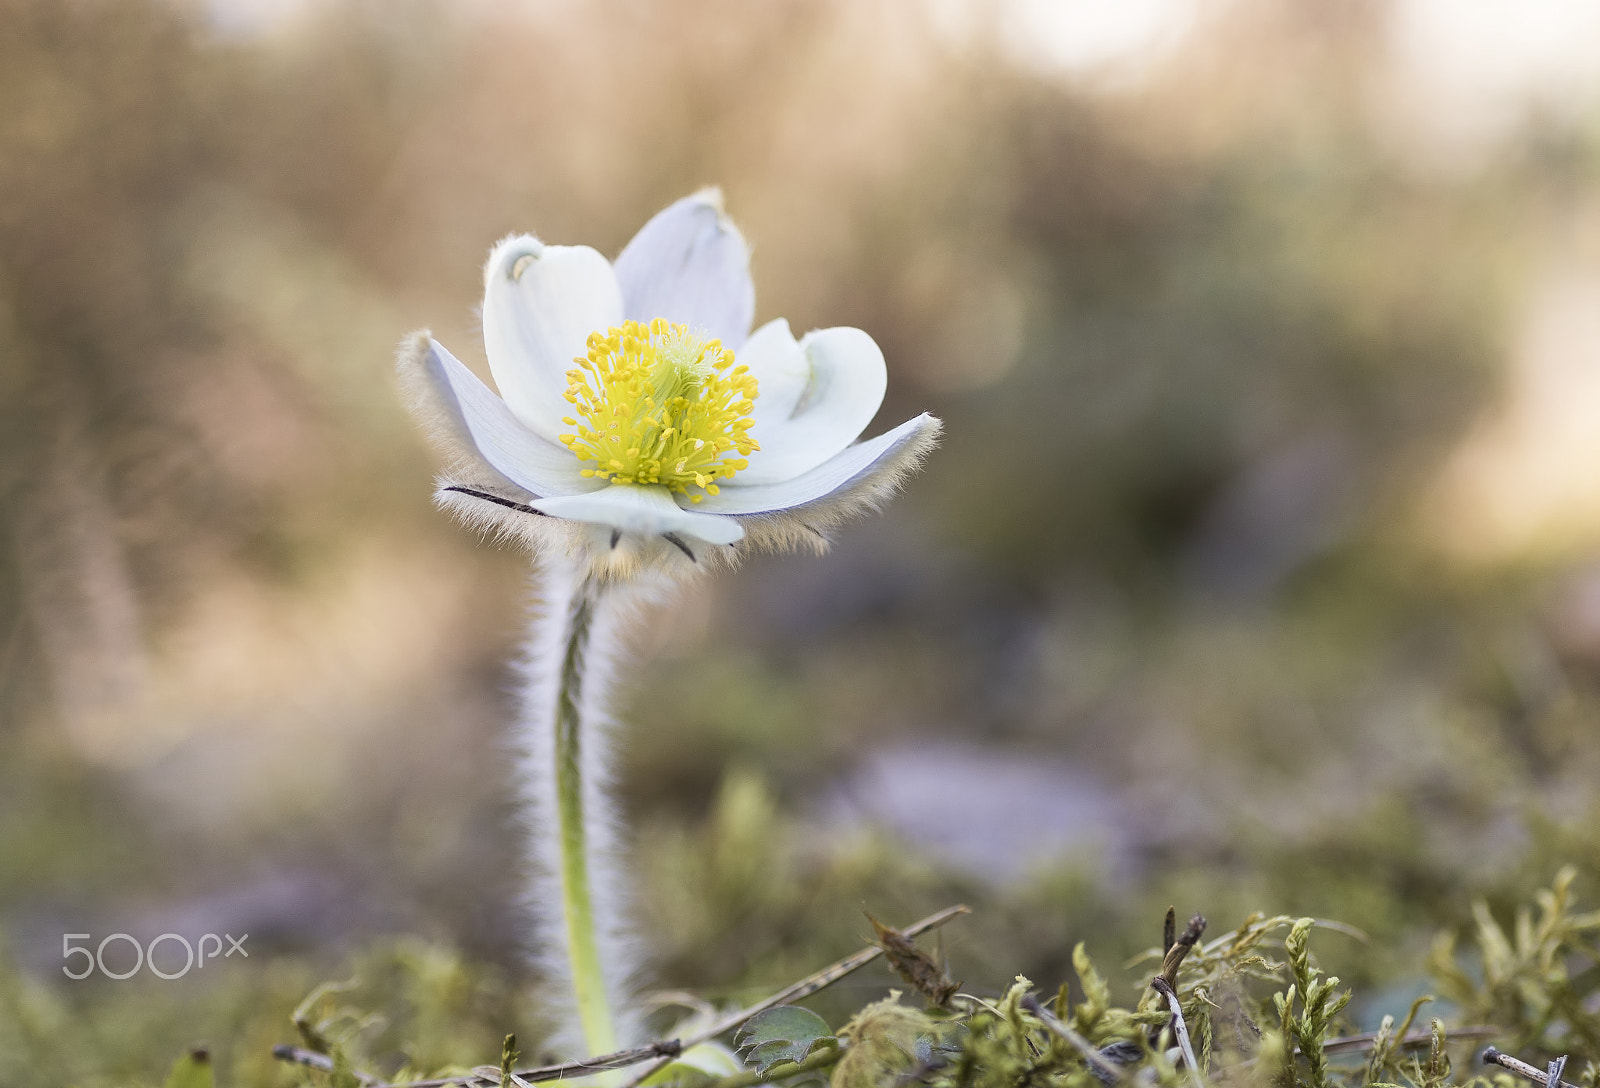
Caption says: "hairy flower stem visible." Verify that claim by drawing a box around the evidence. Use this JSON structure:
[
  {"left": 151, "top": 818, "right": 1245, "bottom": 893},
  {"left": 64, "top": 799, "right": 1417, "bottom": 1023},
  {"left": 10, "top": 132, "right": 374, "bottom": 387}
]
[
  {"left": 554, "top": 577, "right": 616, "bottom": 1058},
  {"left": 518, "top": 558, "right": 640, "bottom": 1060}
]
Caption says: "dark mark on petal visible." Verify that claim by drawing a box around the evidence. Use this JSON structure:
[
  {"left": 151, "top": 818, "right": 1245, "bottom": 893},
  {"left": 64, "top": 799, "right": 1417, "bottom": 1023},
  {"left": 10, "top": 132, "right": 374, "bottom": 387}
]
[
  {"left": 443, "top": 486, "right": 548, "bottom": 516},
  {"left": 662, "top": 533, "right": 696, "bottom": 562}
]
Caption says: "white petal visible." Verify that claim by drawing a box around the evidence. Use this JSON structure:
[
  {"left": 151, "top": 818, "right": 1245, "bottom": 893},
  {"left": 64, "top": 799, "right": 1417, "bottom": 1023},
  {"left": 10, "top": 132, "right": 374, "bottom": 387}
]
[
  {"left": 613, "top": 190, "right": 755, "bottom": 348},
  {"left": 482, "top": 235, "right": 623, "bottom": 442},
  {"left": 693, "top": 413, "right": 937, "bottom": 515},
  {"left": 736, "top": 325, "right": 888, "bottom": 485},
  {"left": 410, "top": 334, "right": 600, "bottom": 497},
  {"left": 532, "top": 483, "right": 745, "bottom": 545},
  {"left": 737, "top": 318, "right": 811, "bottom": 422}
]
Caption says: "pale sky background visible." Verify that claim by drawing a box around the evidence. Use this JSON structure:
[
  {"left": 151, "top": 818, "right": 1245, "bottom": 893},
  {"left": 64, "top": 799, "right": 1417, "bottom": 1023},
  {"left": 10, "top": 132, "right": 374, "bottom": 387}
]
[
  {"left": 206, "top": 0, "right": 1600, "bottom": 153},
  {"left": 1006, "top": 0, "right": 1600, "bottom": 151}
]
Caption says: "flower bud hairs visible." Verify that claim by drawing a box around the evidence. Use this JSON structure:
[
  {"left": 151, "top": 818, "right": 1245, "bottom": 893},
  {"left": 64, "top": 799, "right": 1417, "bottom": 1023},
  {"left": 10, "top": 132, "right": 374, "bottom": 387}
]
[{"left": 398, "top": 190, "right": 940, "bottom": 1064}]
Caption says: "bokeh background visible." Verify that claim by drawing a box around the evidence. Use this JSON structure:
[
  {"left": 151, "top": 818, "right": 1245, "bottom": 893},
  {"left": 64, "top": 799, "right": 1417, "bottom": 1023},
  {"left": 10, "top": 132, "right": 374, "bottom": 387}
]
[{"left": 5, "top": 0, "right": 1600, "bottom": 1081}]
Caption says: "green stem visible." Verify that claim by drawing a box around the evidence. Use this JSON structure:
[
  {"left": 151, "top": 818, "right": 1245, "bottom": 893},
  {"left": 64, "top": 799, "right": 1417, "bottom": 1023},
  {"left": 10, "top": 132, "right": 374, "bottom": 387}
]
[{"left": 554, "top": 576, "right": 618, "bottom": 1058}]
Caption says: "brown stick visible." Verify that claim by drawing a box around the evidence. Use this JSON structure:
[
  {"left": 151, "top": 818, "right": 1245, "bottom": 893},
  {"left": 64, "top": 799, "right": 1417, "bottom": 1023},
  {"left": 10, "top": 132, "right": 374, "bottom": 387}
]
[
  {"left": 271, "top": 1046, "right": 380, "bottom": 1085},
  {"left": 1482, "top": 1047, "right": 1581, "bottom": 1088},
  {"left": 618, "top": 904, "right": 971, "bottom": 1088},
  {"left": 1019, "top": 993, "right": 1131, "bottom": 1086},
  {"left": 274, "top": 905, "right": 970, "bottom": 1088},
  {"left": 1158, "top": 915, "right": 1207, "bottom": 989},
  {"left": 1321, "top": 1025, "right": 1495, "bottom": 1055},
  {"left": 1145, "top": 913, "right": 1206, "bottom": 1047},
  {"left": 1150, "top": 978, "right": 1205, "bottom": 1088},
  {"left": 272, "top": 1039, "right": 685, "bottom": 1088}
]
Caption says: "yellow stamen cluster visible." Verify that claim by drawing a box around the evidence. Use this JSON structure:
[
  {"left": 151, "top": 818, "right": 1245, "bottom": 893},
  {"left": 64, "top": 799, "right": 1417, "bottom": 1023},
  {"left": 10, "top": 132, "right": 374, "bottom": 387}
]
[{"left": 559, "top": 319, "right": 759, "bottom": 500}]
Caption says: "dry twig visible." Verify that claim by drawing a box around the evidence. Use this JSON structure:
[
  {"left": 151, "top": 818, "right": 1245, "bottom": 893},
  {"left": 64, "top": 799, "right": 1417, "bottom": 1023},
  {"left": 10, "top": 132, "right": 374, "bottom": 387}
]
[
  {"left": 866, "top": 912, "right": 960, "bottom": 1007},
  {"left": 1321, "top": 1026, "right": 1496, "bottom": 1055},
  {"left": 1482, "top": 1047, "right": 1581, "bottom": 1088},
  {"left": 1150, "top": 978, "right": 1204, "bottom": 1088},
  {"left": 1158, "top": 914, "right": 1207, "bottom": 990},
  {"left": 273, "top": 904, "right": 974, "bottom": 1088},
  {"left": 1019, "top": 993, "right": 1131, "bottom": 1086},
  {"left": 620, "top": 903, "right": 971, "bottom": 1088},
  {"left": 272, "top": 1039, "right": 686, "bottom": 1088}
]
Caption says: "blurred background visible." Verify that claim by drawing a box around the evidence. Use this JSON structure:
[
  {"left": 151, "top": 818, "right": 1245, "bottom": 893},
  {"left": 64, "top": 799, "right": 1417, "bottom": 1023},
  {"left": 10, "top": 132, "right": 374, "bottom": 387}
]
[{"left": 4, "top": 0, "right": 1600, "bottom": 1081}]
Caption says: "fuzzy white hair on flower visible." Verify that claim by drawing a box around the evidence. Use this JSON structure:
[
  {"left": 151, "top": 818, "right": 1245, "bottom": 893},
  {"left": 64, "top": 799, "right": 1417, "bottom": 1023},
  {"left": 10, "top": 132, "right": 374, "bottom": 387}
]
[{"left": 399, "top": 190, "right": 941, "bottom": 573}]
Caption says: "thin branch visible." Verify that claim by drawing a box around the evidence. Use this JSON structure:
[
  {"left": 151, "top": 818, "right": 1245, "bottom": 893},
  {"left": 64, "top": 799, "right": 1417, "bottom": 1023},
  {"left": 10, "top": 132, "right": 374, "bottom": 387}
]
[
  {"left": 471, "top": 1065, "right": 533, "bottom": 1088},
  {"left": 1482, "top": 1047, "right": 1582, "bottom": 1088},
  {"left": 1150, "top": 978, "right": 1204, "bottom": 1088},
  {"left": 272, "top": 1040, "right": 685, "bottom": 1088},
  {"left": 271, "top": 1046, "right": 380, "bottom": 1085},
  {"left": 1211, "top": 1025, "right": 1502, "bottom": 1084},
  {"left": 1019, "top": 993, "right": 1131, "bottom": 1086},
  {"left": 1158, "top": 915, "right": 1206, "bottom": 989},
  {"left": 273, "top": 905, "right": 969, "bottom": 1088},
  {"left": 619, "top": 903, "right": 971, "bottom": 1088},
  {"left": 1145, "top": 915, "right": 1205, "bottom": 1047},
  {"left": 1321, "top": 1025, "right": 1496, "bottom": 1055}
]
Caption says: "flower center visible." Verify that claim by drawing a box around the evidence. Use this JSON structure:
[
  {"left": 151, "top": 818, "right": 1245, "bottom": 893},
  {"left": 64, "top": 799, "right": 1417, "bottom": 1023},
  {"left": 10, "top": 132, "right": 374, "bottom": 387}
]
[{"left": 559, "top": 318, "right": 759, "bottom": 499}]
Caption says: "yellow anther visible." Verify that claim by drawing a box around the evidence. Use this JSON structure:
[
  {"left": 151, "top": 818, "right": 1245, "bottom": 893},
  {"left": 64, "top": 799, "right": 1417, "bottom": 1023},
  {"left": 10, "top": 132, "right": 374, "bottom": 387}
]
[{"left": 557, "top": 319, "right": 761, "bottom": 494}]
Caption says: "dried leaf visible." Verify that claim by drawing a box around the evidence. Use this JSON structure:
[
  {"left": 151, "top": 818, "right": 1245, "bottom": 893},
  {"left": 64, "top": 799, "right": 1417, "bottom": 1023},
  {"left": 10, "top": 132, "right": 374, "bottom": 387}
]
[{"left": 866, "top": 913, "right": 959, "bottom": 1008}]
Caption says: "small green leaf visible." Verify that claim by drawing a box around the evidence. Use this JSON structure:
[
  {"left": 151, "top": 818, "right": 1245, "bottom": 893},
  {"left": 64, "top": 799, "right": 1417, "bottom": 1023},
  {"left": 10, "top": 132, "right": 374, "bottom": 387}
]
[
  {"left": 735, "top": 1006, "right": 837, "bottom": 1074},
  {"left": 163, "top": 1049, "right": 215, "bottom": 1088}
]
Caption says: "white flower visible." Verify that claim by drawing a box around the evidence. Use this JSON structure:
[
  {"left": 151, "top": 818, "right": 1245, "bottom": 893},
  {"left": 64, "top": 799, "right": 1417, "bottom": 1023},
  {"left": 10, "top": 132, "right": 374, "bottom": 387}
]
[{"left": 399, "top": 190, "right": 940, "bottom": 568}]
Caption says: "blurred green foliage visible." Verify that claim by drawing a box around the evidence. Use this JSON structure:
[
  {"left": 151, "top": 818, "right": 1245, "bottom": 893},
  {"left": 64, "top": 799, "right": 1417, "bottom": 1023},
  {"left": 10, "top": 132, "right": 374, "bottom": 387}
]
[{"left": 1430, "top": 867, "right": 1600, "bottom": 1057}]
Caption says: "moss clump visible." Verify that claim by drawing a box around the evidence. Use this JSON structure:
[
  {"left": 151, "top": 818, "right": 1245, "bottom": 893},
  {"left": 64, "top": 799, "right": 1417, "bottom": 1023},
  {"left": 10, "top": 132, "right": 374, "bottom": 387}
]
[{"left": 241, "top": 869, "right": 1600, "bottom": 1088}]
